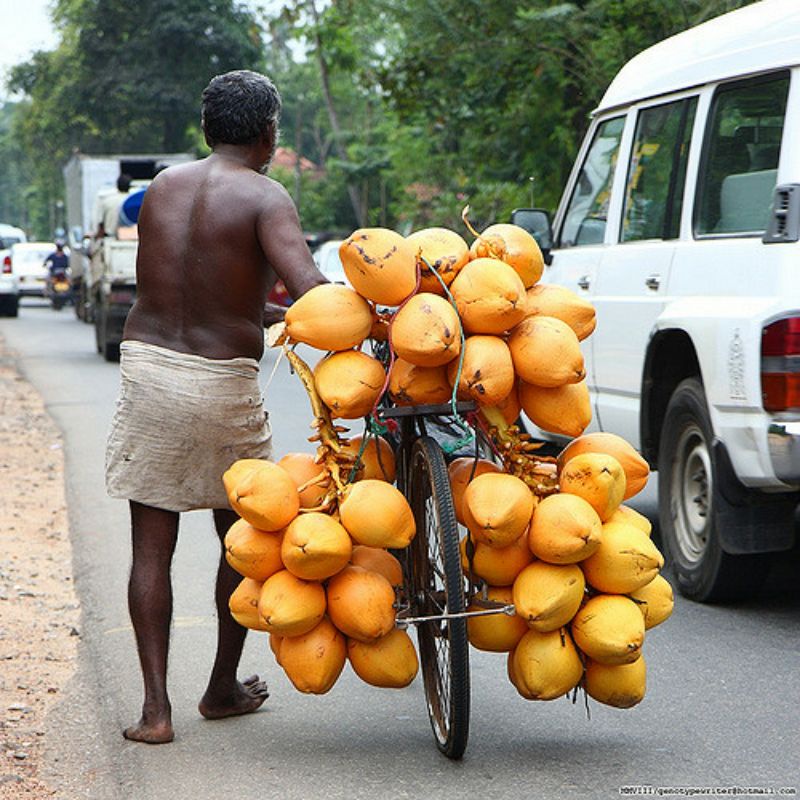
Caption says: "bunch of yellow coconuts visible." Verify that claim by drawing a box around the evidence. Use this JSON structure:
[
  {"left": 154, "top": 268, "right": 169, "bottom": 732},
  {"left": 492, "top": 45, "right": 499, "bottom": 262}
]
[{"left": 221, "top": 217, "right": 673, "bottom": 708}]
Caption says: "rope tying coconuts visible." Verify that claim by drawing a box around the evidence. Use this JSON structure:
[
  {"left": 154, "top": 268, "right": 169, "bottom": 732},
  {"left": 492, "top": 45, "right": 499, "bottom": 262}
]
[{"left": 225, "top": 209, "right": 672, "bottom": 711}]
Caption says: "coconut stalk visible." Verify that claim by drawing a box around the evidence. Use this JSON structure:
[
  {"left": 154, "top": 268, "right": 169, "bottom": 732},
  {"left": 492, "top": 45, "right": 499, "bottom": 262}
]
[{"left": 479, "top": 405, "right": 559, "bottom": 497}]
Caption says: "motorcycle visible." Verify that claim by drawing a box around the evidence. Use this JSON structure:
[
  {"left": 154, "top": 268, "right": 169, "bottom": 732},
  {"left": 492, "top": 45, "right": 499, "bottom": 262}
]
[{"left": 46, "top": 269, "right": 72, "bottom": 311}]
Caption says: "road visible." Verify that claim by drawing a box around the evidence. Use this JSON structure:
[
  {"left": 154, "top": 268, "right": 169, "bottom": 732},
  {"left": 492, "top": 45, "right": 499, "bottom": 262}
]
[{"left": 2, "top": 302, "right": 799, "bottom": 800}]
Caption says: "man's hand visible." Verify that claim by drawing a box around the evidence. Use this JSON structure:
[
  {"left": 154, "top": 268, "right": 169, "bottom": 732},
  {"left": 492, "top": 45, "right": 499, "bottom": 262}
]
[{"left": 263, "top": 301, "right": 287, "bottom": 327}]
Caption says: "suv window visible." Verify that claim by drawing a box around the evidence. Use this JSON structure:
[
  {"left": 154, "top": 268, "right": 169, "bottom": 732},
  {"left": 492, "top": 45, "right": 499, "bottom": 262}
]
[
  {"left": 696, "top": 72, "right": 789, "bottom": 235},
  {"left": 560, "top": 116, "right": 625, "bottom": 247},
  {"left": 621, "top": 97, "right": 697, "bottom": 242}
]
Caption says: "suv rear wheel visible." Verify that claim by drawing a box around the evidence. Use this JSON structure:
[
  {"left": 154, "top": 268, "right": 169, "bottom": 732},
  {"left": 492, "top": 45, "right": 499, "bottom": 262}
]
[{"left": 658, "top": 378, "right": 769, "bottom": 602}]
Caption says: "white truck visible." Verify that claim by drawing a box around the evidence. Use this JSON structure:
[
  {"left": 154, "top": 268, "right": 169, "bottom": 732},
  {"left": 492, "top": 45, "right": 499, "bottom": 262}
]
[
  {"left": 63, "top": 152, "right": 193, "bottom": 360},
  {"left": 515, "top": 0, "right": 800, "bottom": 603}
]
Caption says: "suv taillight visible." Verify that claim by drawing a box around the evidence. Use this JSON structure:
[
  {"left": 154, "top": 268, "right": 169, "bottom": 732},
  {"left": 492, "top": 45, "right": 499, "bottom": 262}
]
[
  {"left": 761, "top": 317, "right": 800, "bottom": 411},
  {"left": 1, "top": 255, "right": 10, "bottom": 274}
]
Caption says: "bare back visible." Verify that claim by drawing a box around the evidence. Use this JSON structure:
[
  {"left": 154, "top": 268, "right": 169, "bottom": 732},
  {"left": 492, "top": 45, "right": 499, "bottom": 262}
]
[{"left": 124, "top": 153, "right": 324, "bottom": 361}]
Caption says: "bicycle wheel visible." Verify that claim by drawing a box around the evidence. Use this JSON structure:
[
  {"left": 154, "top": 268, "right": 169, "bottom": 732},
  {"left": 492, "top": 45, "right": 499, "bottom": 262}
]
[{"left": 408, "top": 435, "right": 470, "bottom": 759}]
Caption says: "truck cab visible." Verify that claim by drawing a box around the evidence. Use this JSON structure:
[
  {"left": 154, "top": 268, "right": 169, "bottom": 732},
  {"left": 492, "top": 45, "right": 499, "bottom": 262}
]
[{"left": 515, "top": 0, "right": 800, "bottom": 602}]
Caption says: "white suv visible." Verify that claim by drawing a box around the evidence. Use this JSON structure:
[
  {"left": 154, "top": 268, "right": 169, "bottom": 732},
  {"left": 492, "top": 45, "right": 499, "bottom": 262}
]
[
  {"left": 516, "top": 0, "right": 800, "bottom": 602},
  {"left": 0, "top": 223, "right": 27, "bottom": 317}
]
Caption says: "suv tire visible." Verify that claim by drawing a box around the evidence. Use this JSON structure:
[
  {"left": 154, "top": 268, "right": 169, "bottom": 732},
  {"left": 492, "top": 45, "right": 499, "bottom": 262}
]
[{"left": 658, "top": 378, "right": 769, "bottom": 602}]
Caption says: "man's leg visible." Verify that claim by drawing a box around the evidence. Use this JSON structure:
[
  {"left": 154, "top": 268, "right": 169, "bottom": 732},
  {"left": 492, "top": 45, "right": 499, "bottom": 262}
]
[
  {"left": 124, "top": 501, "right": 179, "bottom": 744},
  {"left": 198, "top": 508, "right": 269, "bottom": 719}
]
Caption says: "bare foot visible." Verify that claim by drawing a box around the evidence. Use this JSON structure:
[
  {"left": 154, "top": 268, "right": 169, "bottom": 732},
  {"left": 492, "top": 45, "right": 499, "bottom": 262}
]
[
  {"left": 198, "top": 674, "right": 269, "bottom": 720},
  {"left": 123, "top": 716, "right": 174, "bottom": 744}
]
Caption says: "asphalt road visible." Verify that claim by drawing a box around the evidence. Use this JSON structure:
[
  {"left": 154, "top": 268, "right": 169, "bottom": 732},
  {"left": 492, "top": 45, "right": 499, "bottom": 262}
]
[{"left": 2, "top": 301, "right": 799, "bottom": 800}]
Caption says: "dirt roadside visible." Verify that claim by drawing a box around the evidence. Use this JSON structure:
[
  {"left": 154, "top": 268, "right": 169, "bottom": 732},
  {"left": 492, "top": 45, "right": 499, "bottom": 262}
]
[{"left": 0, "top": 334, "right": 80, "bottom": 799}]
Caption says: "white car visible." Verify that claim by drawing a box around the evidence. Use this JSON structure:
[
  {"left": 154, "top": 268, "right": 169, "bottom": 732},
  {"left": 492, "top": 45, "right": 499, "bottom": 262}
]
[
  {"left": 0, "top": 223, "right": 27, "bottom": 317},
  {"left": 12, "top": 242, "right": 58, "bottom": 298},
  {"left": 312, "top": 240, "right": 349, "bottom": 286}
]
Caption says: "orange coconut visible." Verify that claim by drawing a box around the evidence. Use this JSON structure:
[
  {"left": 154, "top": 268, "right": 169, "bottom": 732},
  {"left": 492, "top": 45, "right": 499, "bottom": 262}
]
[
  {"left": 281, "top": 512, "right": 353, "bottom": 581},
  {"left": 350, "top": 545, "right": 404, "bottom": 587},
  {"left": 527, "top": 492, "right": 602, "bottom": 564},
  {"left": 448, "top": 457, "right": 503, "bottom": 525},
  {"left": 280, "top": 616, "right": 347, "bottom": 694},
  {"left": 339, "top": 227, "right": 418, "bottom": 306},
  {"left": 224, "top": 460, "right": 300, "bottom": 532},
  {"left": 508, "top": 316, "right": 585, "bottom": 387},
  {"left": 277, "top": 452, "right": 330, "bottom": 509},
  {"left": 388, "top": 358, "right": 452, "bottom": 406},
  {"left": 313, "top": 350, "right": 386, "bottom": 419},
  {"left": 224, "top": 518, "right": 285, "bottom": 581},
  {"left": 347, "top": 628, "right": 419, "bottom": 688},
  {"left": 339, "top": 434, "right": 397, "bottom": 483},
  {"left": 229, "top": 577, "right": 268, "bottom": 631},
  {"left": 447, "top": 335, "right": 515, "bottom": 407},
  {"left": 557, "top": 432, "right": 650, "bottom": 500},
  {"left": 512, "top": 561, "right": 585, "bottom": 632},
  {"left": 257, "top": 569, "right": 326, "bottom": 638},
  {"left": 326, "top": 565, "right": 396, "bottom": 642},
  {"left": 559, "top": 452, "right": 627, "bottom": 521},
  {"left": 467, "top": 585, "right": 528, "bottom": 652},
  {"left": 407, "top": 227, "right": 470, "bottom": 294},
  {"left": 519, "top": 379, "right": 591, "bottom": 438},
  {"left": 470, "top": 223, "right": 544, "bottom": 288},
  {"left": 391, "top": 292, "right": 462, "bottom": 367},
  {"left": 463, "top": 472, "right": 535, "bottom": 548},
  {"left": 285, "top": 283, "right": 373, "bottom": 351},
  {"left": 571, "top": 594, "right": 645, "bottom": 666},
  {"left": 523, "top": 283, "right": 596, "bottom": 340},
  {"left": 460, "top": 531, "right": 533, "bottom": 586},
  {"left": 511, "top": 628, "right": 584, "bottom": 700},
  {"left": 450, "top": 258, "right": 527, "bottom": 334},
  {"left": 339, "top": 480, "right": 416, "bottom": 548}
]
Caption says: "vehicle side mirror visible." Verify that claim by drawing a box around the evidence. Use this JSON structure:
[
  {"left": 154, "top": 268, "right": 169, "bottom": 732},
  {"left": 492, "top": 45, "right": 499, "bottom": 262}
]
[{"left": 511, "top": 208, "right": 554, "bottom": 265}]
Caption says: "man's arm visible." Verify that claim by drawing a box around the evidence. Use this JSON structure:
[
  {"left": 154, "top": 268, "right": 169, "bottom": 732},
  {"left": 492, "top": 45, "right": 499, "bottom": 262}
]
[
  {"left": 263, "top": 301, "right": 287, "bottom": 327},
  {"left": 255, "top": 181, "right": 328, "bottom": 300}
]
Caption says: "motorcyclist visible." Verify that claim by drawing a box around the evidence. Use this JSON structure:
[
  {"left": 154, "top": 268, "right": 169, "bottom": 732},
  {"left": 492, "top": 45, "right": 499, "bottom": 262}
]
[{"left": 44, "top": 241, "right": 71, "bottom": 307}]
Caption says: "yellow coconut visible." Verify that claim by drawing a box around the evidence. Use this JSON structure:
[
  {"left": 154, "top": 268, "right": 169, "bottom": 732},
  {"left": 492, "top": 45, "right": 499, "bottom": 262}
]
[
  {"left": 581, "top": 521, "right": 664, "bottom": 594},
  {"left": 224, "top": 518, "right": 285, "bottom": 581},
  {"left": 281, "top": 512, "right": 353, "bottom": 581},
  {"left": 585, "top": 657, "right": 647, "bottom": 709},
  {"left": 326, "top": 565, "right": 396, "bottom": 642},
  {"left": 571, "top": 594, "right": 645, "bottom": 665},
  {"left": 508, "top": 316, "right": 585, "bottom": 388},
  {"left": 467, "top": 585, "right": 528, "bottom": 652},
  {"left": 339, "top": 480, "right": 415, "bottom": 548},
  {"left": 511, "top": 628, "right": 584, "bottom": 700},
  {"left": 519, "top": 379, "right": 591, "bottom": 438},
  {"left": 460, "top": 531, "right": 533, "bottom": 586},
  {"left": 628, "top": 574, "right": 674, "bottom": 629},
  {"left": 229, "top": 577, "right": 268, "bottom": 631},
  {"left": 607, "top": 504, "right": 653, "bottom": 536},
  {"left": 350, "top": 545, "right": 404, "bottom": 587},
  {"left": 470, "top": 223, "right": 544, "bottom": 289},
  {"left": 447, "top": 335, "right": 515, "bottom": 407},
  {"left": 285, "top": 283, "right": 373, "bottom": 351},
  {"left": 391, "top": 292, "right": 462, "bottom": 367},
  {"left": 313, "top": 350, "right": 385, "bottom": 420},
  {"left": 450, "top": 257, "right": 527, "bottom": 334},
  {"left": 277, "top": 452, "right": 330, "bottom": 509},
  {"left": 339, "top": 227, "right": 418, "bottom": 306},
  {"left": 224, "top": 460, "right": 300, "bottom": 533},
  {"left": 462, "top": 472, "right": 534, "bottom": 549},
  {"left": 347, "top": 628, "right": 419, "bottom": 688},
  {"left": 407, "top": 227, "right": 470, "bottom": 294},
  {"left": 448, "top": 457, "right": 503, "bottom": 526},
  {"left": 280, "top": 616, "right": 347, "bottom": 694},
  {"left": 527, "top": 493, "right": 602, "bottom": 564},
  {"left": 557, "top": 432, "right": 650, "bottom": 500},
  {"left": 339, "top": 435, "right": 397, "bottom": 483},
  {"left": 269, "top": 633, "right": 283, "bottom": 665},
  {"left": 257, "top": 569, "right": 326, "bottom": 638},
  {"left": 523, "top": 283, "right": 596, "bottom": 341},
  {"left": 512, "top": 561, "right": 585, "bottom": 632},
  {"left": 559, "top": 452, "right": 627, "bottom": 522},
  {"left": 388, "top": 358, "right": 452, "bottom": 406}
]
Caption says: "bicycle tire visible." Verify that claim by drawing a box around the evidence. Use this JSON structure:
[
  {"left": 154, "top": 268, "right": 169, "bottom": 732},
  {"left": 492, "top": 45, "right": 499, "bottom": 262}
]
[{"left": 408, "top": 435, "right": 470, "bottom": 759}]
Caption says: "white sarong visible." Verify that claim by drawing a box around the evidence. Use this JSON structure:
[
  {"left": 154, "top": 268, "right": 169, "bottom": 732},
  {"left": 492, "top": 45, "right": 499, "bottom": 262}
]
[{"left": 105, "top": 340, "right": 272, "bottom": 512}]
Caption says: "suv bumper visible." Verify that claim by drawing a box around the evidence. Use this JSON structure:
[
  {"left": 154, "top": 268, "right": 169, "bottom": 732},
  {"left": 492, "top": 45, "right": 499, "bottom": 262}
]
[{"left": 767, "top": 421, "right": 800, "bottom": 484}]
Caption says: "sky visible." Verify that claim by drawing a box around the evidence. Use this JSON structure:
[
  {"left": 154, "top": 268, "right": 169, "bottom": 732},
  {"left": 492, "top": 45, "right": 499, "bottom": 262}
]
[{"left": 0, "top": 0, "right": 59, "bottom": 99}]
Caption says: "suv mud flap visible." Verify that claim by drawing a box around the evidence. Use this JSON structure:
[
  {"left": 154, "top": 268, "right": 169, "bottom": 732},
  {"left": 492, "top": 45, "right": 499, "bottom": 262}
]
[{"left": 712, "top": 440, "right": 797, "bottom": 554}]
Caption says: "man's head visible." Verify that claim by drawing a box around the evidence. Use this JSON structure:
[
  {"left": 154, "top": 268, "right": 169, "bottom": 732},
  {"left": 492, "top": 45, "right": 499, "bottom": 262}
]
[
  {"left": 201, "top": 70, "right": 282, "bottom": 162},
  {"left": 118, "top": 174, "right": 132, "bottom": 193}
]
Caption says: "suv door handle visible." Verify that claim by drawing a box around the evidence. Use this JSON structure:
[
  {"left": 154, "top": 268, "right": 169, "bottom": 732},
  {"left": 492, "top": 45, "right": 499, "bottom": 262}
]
[
  {"left": 645, "top": 274, "right": 661, "bottom": 290},
  {"left": 577, "top": 275, "right": 590, "bottom": 291}
]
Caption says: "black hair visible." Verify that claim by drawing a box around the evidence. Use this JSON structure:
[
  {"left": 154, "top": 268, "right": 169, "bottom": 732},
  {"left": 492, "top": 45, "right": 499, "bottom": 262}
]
[
  {"left": 201, "top": 70, "right": 282, "bottom": 147},
  {"left": 117, "top": 173, "right": 132, "bottom": 192}
]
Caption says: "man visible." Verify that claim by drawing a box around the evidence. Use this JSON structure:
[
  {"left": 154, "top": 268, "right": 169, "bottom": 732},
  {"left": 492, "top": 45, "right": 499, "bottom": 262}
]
[
  {"left": 94, "top": 173, "right": 132, "bottom": 240},
  {"left": 105, "top": 70, "right": 327, "bottom": 744},
  {"left": 44, "top": 240, "right": 69, "bottom": 275}
]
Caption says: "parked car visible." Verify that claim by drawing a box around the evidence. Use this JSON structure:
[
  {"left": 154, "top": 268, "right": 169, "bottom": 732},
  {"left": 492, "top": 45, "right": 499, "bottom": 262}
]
[
  {"left": 514, "top": 0, "right": 800, "bottom": 603},
  {"left": 11, "top": 242, "right": 59, "bottom": 298},
  {"left": 0, "top": 224, "right": 27, "bottom": 317},
  {"left": 312, "top": 240, "right": 348, "bottom": 285}
]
